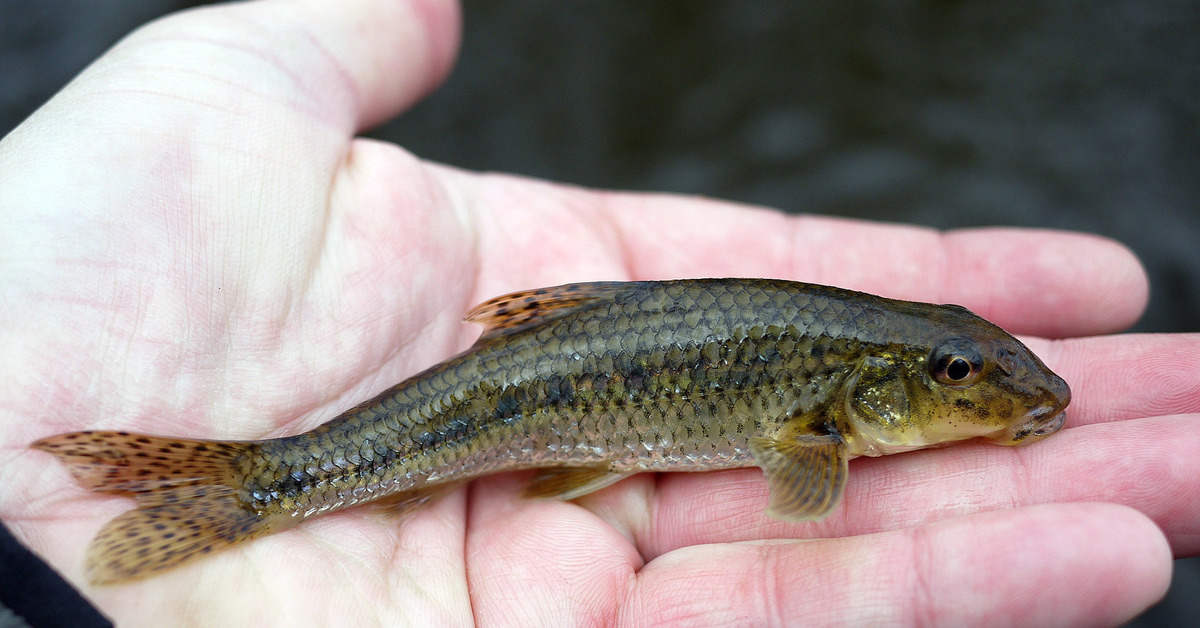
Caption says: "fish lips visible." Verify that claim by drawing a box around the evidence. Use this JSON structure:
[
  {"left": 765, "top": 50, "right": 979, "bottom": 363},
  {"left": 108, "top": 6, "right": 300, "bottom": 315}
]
[{"left": 994, "top": 402, "right": 1068, "bottom": 446}]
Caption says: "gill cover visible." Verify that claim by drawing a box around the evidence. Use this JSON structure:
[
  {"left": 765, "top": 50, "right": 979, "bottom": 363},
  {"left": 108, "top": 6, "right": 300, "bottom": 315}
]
[{"left": 845, "top": 354, "right": 915, "bottom": 454}]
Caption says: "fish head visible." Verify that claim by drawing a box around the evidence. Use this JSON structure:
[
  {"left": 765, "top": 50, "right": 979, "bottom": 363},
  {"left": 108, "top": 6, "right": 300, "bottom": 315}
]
[{"left": 843, "top": 312, "right": 1070, "bottom": 456}]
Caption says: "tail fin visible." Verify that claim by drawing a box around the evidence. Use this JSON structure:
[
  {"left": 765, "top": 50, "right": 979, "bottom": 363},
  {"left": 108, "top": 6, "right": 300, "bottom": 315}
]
[{"left": 33, "top": 431, "right": 280, "bottom": 584}]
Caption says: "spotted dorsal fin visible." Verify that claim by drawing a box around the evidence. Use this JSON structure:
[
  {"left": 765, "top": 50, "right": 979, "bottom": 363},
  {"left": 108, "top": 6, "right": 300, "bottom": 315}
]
[{"left": 465, "top": 281, "right": 629, "bottom": 342}]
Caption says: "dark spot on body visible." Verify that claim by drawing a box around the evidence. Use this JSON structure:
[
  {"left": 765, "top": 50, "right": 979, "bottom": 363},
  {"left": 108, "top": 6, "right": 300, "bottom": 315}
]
[
  {"left": 440, "top": 415, "right": 473, "bottom": 442},
  {"left": 726, "top": 367, "right": 754, "bottom": 388},
  {"left": 495, "top": 388, "right": 523, "bottom": 421},
  {"left": 415, "top": 431, "right": 438, "bottom": 448},
  {"left": 544, "top": 375, "right": 576, "bottom": 407}
]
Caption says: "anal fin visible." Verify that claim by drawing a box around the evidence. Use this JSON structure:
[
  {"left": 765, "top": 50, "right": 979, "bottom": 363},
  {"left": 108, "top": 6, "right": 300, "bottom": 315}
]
[
  {"left": 749, "top": 433, "right": 848, "bottom": 521},
  {"left": 523, "top": 465, "right": 633, "bottom": 501},
  {"left": 363, "top": 481, "right": 465, "bottom": 520}
]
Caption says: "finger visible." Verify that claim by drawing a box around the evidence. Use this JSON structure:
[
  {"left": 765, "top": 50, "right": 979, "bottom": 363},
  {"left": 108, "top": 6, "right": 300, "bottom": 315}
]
[
  {"left": 135, "top": 0, "right": 459, "bottom": 132},
  {"left": 465, "top": 473, "right": 643, "bottom": 625},
  {"left": 601, "top": 194, "right": 1147, "bottom": 338},
  {"left": 621, "top": 415, "right": 1200, "bottom": 559},
  {"left": 7, "top": 0, "right": 458, "bottom": 150},
  {"left": 442, "top": 161, "right": 1144, "bottom": 339},
  {"left": 1030, "top": 333, "right": 1200, "bottom": 426},
  {"left": 622, "top": 503, "right": 1169, "bottom": 628},
  {"left": 267, "top": 0, "right": 462, "bottom": 129}
]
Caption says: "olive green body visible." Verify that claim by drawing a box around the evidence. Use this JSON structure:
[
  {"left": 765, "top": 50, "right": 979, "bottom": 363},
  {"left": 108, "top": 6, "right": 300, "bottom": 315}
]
[
  {"left": 239, "top": 279, "right": 1068, "bottom": 522},
  {"left": 35, "top": 278, "right": 1070, "bottom": 583}
]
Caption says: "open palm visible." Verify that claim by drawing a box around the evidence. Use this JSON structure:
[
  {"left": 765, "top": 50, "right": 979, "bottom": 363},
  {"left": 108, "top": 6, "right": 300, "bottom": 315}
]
[{"left": 1, "top": 1, "right": 1197, "bottom": 626}]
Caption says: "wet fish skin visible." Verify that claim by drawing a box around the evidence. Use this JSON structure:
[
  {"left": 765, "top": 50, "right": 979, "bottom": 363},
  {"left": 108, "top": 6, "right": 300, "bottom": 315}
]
[{"left": 32, "top": 278, "right": 1070, "bottom": 583}]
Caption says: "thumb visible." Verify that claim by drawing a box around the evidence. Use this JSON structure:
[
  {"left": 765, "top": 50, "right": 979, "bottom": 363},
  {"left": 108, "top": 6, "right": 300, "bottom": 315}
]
[
  {"left": 8, "top": 0, "right": 460, "bottom": 147},
  {"left": 179, "top": 0, "right": 462, "bottom": 131},
  {"left": 255, "top": 0, "right": 462, "bottom": 130}
]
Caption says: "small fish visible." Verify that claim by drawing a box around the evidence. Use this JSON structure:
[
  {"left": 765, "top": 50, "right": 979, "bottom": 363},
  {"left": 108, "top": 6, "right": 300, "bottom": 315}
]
[{"left": 33, "top": 279, "right": 1069, "bottom": 583}]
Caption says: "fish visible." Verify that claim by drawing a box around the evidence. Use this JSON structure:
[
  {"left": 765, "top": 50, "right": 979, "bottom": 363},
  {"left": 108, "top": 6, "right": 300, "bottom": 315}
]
[{"left": 32, "top": 278, "right": 1070, "bottom": 584}]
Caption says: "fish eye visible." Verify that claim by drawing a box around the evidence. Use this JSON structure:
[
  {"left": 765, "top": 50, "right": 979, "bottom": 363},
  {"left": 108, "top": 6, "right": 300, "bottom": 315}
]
[{"left": 930, "top": 338, "right": 984, "bottom": 386}]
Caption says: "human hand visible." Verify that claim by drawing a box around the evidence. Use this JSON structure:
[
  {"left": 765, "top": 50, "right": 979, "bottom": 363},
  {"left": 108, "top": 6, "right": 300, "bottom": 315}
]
[{"left": 1, "top": 1, "right": 1196, "bottom": 625}]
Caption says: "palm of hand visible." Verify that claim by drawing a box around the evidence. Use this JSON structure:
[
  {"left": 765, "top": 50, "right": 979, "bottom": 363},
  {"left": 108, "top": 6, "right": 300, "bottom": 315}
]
[{"left": 1, "top": 3, "right": 1197, "bottom": 626}]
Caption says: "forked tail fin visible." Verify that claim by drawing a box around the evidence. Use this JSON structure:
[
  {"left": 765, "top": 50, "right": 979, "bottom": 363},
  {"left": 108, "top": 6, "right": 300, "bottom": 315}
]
[{"left": 32, "top": 430, "right": 280, "bottom": 584}]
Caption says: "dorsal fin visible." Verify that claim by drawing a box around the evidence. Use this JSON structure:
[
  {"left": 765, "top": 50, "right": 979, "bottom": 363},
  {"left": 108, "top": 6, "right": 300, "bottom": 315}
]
[{"left": 465, "top": 281, "right": 629, "bottom": 342}]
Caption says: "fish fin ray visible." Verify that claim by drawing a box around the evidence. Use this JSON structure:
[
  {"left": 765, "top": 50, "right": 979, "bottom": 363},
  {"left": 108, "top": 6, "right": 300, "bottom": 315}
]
[
  {"left": 85, "top": 486, "right": 276, "bottom": 584},
  {"left": 524, "top": 465, "right": 633, "bottom": 501},
  {"left": 32, "top": 430, "right": 250, "bottom": 495},
  {"left": 465, "top": 282, "right": 629, "bottom": 342},
  {"left": 749, "top": 433, "right": 847, "bottom": 521},
  {"left": 33, "top": 431, "right": 279, "bottom": 583},
  {"left": 363, "top": 481, "right": 465, "bottom": 520}
]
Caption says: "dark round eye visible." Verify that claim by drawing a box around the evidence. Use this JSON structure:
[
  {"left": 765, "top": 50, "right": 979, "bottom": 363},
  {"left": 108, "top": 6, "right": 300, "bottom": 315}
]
[
  {"left": 930, "top": 338, "right": 984, "bottom": 386},
  {"left": 944, "top": 357, "right": 972, "bottom": 381}
]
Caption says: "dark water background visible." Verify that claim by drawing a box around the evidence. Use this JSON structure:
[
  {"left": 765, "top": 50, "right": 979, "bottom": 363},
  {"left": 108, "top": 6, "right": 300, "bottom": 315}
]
[{"left": 2, "top": 1, "right": 1196, "bottom": 625}]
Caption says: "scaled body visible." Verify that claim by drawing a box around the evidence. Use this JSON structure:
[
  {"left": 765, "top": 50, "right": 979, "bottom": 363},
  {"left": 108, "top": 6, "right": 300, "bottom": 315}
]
[{"left": 34, "top": 279, "right": 1070, "bottom": 583}]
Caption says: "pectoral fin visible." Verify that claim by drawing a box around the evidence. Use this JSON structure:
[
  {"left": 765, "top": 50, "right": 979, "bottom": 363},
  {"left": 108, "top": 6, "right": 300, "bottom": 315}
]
[
  {"left": 749, "top": 433, "right": 848, "bottom": 521},
  {"left": 524, "top": 465, "right": 633, "bottom": 501}
]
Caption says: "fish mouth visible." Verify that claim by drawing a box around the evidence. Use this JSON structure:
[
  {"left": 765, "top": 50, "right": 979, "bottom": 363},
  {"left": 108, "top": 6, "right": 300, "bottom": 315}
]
[{"left": 994, "top": 403, "right": 1068, "bottom": 446}]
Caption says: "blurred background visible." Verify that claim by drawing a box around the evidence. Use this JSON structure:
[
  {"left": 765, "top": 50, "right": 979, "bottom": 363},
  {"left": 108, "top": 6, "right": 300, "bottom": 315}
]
[{"left": 1, "top": 0, "right": 1196, "bottom": 625}]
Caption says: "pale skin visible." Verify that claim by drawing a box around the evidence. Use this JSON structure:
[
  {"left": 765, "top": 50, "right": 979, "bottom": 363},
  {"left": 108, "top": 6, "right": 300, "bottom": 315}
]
[{"left": 0, "top": 1, "right": 1197, "bottom": 626}]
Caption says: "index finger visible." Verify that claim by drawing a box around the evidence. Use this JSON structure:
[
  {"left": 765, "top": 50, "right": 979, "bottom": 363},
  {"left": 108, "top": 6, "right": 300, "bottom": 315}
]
[{"left": 603, "top": 194, "right": 1147, "bottom": 338}]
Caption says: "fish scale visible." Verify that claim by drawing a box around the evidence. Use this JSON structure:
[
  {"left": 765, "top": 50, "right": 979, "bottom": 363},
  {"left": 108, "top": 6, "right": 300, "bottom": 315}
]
[
  {"left": 33, "top": 278, "right": 1070, "bottom": 583},
  {"left": 244, "top": 282, "right": 844, "bottom": 511}
]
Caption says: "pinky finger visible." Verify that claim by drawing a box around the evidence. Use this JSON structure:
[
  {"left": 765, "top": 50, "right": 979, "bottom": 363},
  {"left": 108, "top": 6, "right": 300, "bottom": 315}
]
[{"left": 621, "top": 503, "right": 1170, "bottom": 628}]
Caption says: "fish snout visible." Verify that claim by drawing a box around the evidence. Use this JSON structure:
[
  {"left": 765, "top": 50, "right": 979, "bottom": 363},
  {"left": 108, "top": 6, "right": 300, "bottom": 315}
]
[{"left": 994, "top": 376, "right": 1071, "bottom": 446}]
